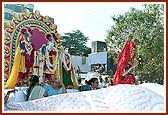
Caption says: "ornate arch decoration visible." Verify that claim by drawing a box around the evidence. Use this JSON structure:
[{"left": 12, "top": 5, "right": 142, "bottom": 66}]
[{"left": 4, "top": 9, "right": 59, "bottom": 79}]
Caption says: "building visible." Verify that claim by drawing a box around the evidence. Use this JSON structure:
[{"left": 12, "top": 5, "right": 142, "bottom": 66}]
[
  {"left": 91, "top": 41, "right": 107, "bottom": 53},
  {"left": 4, "top": 4, "right": 54, "bottom": 23},
  {"left": 88, "top": 41, "right": 115, "bottom": 75},
  {"left": 4, "top": 4, "right": 34, "bottom": 23},
  {"left": 71, "top": 55, "right": 90, "bottom": 73},
  {"left": 71, "top": 41, "right": 115, "bottom": 75}
]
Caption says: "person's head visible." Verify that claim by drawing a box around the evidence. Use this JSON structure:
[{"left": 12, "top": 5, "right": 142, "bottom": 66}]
[
  {"left": 29, "top": 75, "right": 39, "bottom": 86},
  {"left": 26, "top": 75, "right": 39, "bottom": 101},
  {"left": 105, "top": 77, "right": 109, "bottom": 82},
  {"left": 78, "top": 78, "right": 82, "bottom": 84},
  {"left": 88, "top": 78, "right": 99, "bottom": 89},
  {"left": 20, "top": 26, "right": 33, "bottom": 42},
  {"left": 51, "top": 33, "right": 58, "bottom": 42},
  {"left": 130, "top": 48, "right": 136, "bottom": 59},
  {"left": 18, "top": 80, "right": 23, "bottom": 86},
  {"left": 46, "top": 33, "right": 53, "bottom": 41},
  {"left": 85, "top": 80, "right": 88, "bottom": 84},
  {"left": 99, "top": 76, "right": 103, "bottom": 83},
  {"left": 51, "top": 78, "right": 62, "bottom": 89},
  {"left": 128, "top": 39, "right": 136, "bottom": 59}
]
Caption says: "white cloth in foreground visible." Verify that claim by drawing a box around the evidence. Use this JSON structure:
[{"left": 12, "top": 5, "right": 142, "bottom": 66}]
[
  {"left": 4, "top": 83, "right": 165, "bottom": 112},
  {"left": 15, "top": 90, "right": 26, "bottom": 102},
  {"left": 139, "top": 83, "right": 165, "bottom": 97}
]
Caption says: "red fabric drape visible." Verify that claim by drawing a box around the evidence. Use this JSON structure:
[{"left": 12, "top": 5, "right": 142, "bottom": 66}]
[{"left": 112, "top": 39, "right": 136, "bottom": 85}]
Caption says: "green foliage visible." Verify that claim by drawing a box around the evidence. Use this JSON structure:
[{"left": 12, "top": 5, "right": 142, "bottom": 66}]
[
  {"left": 105, "top": 4, "right": 164, "bottom": 84},
  {"left": 62, "top": 30, "right": 91, "bottom": 56}
]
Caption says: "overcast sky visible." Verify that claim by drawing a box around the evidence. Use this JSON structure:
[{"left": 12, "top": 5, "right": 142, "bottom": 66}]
[{"left": 33, "top": 2, "right": 145, "bottom": 47}]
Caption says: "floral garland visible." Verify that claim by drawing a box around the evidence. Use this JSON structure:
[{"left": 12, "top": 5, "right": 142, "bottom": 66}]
[
  {"left": 25, "top": 41, "right": 33, "bottom": 55},
  {"left": 62, "top": 52, "right": 72, "bottom": 72},
  {"left": 45, "top": 42, "right": 60, "bottom": 73},
  {"left": 38, "top": 48, "right": 45, "bottom": 83},
  {"left": 33, "top": 51, "right": 39, "bottom": 76}
]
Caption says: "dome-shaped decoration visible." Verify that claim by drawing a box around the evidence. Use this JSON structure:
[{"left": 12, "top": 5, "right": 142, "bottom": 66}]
[
  {"left": 13, "top": 12, "right": 19, "bottom": 19},
  {"left": 13, "top": 13, "right": 22, "bottom": 24},
  {"left": 10, "top": 22, "right": 15, "bottom": 29},
  {"left": 4, "top": 60, "right": 9, "bottom": 72},
  {"left": 6, "top": 22, "right": 15, "bottom": 33},
  {"left": 4, "top": 32, "right": 11, "bottom": 40},
  {"left": 4, "top": 46, "right": 10, "bottom": 58},
  {"left": 4, "top": 22, "right": 10, "bottom": 28},
  {"left": 34, "top": 10, "right": 41, "bottom": 20},
  {"left": 24, "top": 8, "right": 30, "bottom": 15},
  {"left": 4, "top": 38, "right": 11, "bottom": 45},
  {"left": 4, "top": 73, "right": 9, "bottom": 80},
  {"left": 50, "top": 24, "right": 57, "bottom": 33},
  {"left": 22, "top": 8, "right": 31, "bottom": 20}
]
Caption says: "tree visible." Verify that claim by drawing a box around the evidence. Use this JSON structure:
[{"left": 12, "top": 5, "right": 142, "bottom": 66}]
[
  {"left": 62, "top": 30, "right": 91, "bottom": 56},
  {"left": 105, "top": 4, "right": 164, "bottom": 84}
]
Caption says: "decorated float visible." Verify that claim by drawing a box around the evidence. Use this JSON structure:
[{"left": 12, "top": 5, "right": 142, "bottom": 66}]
[
  {"left": 4, "top": 8, "right": 78, "bottom": 89},
  {"left": 3, "top": 9, "right": 165, "bottom": 112}
]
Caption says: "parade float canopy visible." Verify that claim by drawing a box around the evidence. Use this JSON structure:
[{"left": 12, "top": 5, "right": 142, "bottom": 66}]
[{"left": 4, "top": 83, "right": 165, "bottom": 112}]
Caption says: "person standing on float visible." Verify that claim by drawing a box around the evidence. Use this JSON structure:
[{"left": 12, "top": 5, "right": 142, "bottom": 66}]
[
  {"left": 5, "top": 26, "right": 34, "bottom": 88},
  {"left": 112, "top": 39, "right": 139, "bottom": 85},
  {"left": 42, "top": 33, "right": 58, "bottom": 83}
]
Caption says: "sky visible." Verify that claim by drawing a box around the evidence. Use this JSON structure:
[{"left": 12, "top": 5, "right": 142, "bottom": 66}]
[{"left": 33, "top": 2, "right": 145, "bottom": 47}]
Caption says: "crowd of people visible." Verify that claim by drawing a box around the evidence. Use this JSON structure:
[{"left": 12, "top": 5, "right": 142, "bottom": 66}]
[{"left": 4, "top": 75, "right": 105, "bottom": 104}]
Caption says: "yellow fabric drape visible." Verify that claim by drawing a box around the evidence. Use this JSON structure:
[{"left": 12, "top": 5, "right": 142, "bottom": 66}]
[
  {"left": 19, "top": 51, "right": 25, "bottom": 72},
  {"left": 71, "top": 66, "right": 79, "bottom": 86},
  {"left": 5, "top": 48, "right": 25, "bottom": 89},
  {"left": 54, "top": 66, "right": 59, "bottom": 79}
]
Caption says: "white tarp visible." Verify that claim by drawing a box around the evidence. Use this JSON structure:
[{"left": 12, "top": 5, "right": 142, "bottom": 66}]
[{"left": 3, "top": 83, "right": 165, "bottom": 112}]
